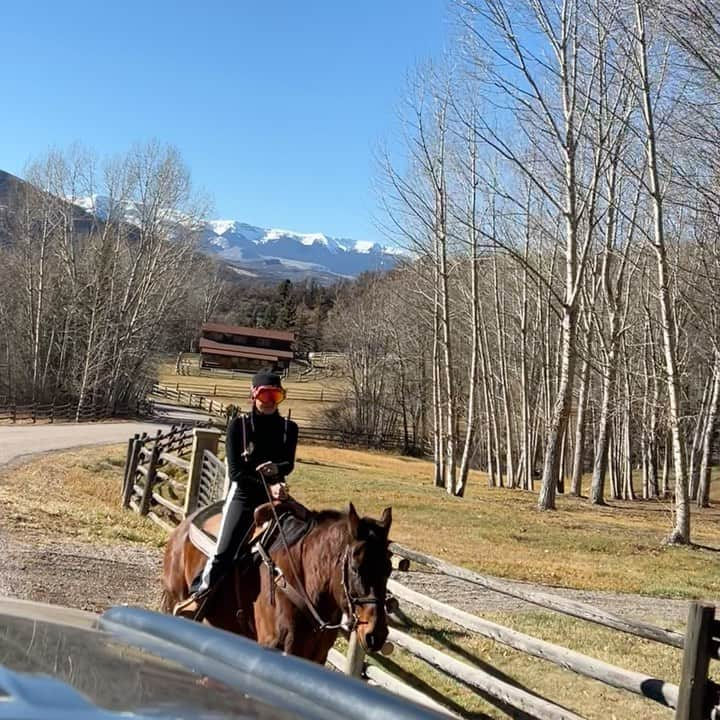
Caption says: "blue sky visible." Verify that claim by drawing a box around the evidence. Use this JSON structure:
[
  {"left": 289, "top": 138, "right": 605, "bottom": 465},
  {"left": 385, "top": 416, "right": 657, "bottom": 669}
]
[{"left": 0, "top": 1, "right": 450, "bottom": 242}]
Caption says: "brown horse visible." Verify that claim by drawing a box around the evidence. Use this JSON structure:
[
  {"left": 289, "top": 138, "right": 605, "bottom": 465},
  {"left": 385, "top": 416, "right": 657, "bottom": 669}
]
[{"left": 161, "top": 502, "right": 393, "bottom": 664}]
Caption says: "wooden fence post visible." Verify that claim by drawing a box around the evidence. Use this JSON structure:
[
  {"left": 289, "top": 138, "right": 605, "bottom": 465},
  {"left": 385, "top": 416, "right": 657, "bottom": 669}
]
[
  {"left": 121, "top": 434, "right": 136, "bottom": 500},
  {"left": 345, "top": 630, "right": 366, "bottom": 677},
  {"left": 140, "top": 438, "right": 162, "bottom": 516},
  {"left": 185, "top": 427, "right": 222, "bottom": 516},
  {"left": 122, "top": 435, "right": 142, "bottom": 508},
  {"left": 676, "top": 602, "right": 717, "bottom": 720}
]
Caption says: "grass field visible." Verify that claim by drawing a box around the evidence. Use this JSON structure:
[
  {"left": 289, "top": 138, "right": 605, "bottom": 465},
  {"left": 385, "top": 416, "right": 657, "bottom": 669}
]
[{"left": 5, "top": 440, "right": 717, "bottom": 719}]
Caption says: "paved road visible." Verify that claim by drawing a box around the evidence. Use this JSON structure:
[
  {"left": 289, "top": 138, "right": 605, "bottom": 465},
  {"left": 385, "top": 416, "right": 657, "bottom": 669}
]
[
  {"left": 0, "top": 421, "right": 172, "bottom": 468},
  {"left": 0, "top": 404, "right": 214, "bottom": 469}
]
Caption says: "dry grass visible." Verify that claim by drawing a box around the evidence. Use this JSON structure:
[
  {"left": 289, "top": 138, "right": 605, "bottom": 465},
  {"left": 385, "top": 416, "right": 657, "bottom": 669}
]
[
  {"left": 374, "top": 606, "right": 720, "bottom": 720},
  {"left": 0, "top": 446, "right": 166, "bottom": 547},
  {"left": 291, "top": 445, "right": 720, "bottom": 599},
  {"left": 287, "top": 446, "right": 719, "bottom": 718},
  {"left": 3, "top": 439, "right": 719, "bottom": 720}
]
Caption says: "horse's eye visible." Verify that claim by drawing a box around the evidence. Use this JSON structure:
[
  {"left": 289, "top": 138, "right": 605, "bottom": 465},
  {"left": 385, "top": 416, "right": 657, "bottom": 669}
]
[{"left": 352, "top": 543, "right": 366, "bottom": 562}]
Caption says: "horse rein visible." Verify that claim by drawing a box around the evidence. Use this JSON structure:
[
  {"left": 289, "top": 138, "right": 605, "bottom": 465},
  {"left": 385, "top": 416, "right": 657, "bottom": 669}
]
[{"left": 257, "top": 475, "right": 382, "bottom": 633}]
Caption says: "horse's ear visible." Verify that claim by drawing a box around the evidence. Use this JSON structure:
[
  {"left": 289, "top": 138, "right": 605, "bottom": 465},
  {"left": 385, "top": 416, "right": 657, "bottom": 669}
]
[
  {"left": 347, "top": 502, "right": 360, "bottom": 538},
  {"left": 380, "top": 506, "right": 392, "bottom": 534}
]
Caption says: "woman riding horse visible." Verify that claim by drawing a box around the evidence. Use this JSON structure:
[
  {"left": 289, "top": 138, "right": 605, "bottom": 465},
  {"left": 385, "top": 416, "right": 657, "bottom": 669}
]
[{"left": 173, "top": 369, "right": 298, "bottom": 619}]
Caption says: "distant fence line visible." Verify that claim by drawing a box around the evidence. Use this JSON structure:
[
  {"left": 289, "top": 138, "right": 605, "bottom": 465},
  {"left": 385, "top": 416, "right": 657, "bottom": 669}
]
[
  {"left": 0, "top": 399, "right": 146, "bottom": 425},
  {"left": 153, "top": 380, "right": 345, "bottom": 403},
  {"left": 149, "top": 383, "right": 428, "bottom": 455},
  {"left": 121, "top": 425, "right": 719, "bottom": 720}
]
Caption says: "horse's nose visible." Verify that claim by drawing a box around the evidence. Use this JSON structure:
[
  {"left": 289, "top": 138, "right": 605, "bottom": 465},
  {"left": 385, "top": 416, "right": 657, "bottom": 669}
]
[{"left": 365, "top": 633, "right": 376, "bottom": 651}]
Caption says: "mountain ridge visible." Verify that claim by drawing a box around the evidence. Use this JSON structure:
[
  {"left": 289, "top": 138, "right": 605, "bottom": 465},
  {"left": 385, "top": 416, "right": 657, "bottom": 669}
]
[
  {"left": 0, "top": 170, "right": 401, "bottom": 281},
  {"left": 201, "top": 217, "right": 400, "bottom": 279}
]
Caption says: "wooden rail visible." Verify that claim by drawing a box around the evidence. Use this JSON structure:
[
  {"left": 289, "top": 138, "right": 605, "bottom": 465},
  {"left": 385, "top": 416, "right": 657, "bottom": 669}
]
[
  {"left": 389, "top": 543, "right": 685, "bottom": 649},
  {"left": 121, "top": 424, "right": 218, "bottom": 524},
  {"left": 387, "top": 548, "right": 718, "bottom": 720},
  {"left": 155, "top": 380, "right": 345, "bottom": 403},
  {"left": 387, "top": 579, "right": 680, "bottom": 709}
]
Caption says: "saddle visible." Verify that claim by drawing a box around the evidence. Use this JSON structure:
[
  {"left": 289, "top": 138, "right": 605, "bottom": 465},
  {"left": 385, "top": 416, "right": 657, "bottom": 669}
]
[{"left": 188, "top": 499, "right": 315, "bottom": 562}]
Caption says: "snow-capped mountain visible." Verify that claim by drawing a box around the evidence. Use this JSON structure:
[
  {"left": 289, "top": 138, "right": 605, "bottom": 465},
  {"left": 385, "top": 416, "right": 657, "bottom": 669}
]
[
  {"left": 201, "top": 220, "right": 401, "bottom": 278},
  {"left": 73, "top": 195, "right": 401, "bottom": 280}
]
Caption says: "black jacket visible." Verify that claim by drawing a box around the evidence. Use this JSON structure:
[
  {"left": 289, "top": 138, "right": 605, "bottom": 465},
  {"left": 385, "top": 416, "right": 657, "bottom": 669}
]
[{"left": 225, "top": 410, "right": 298, "bottom": 489}]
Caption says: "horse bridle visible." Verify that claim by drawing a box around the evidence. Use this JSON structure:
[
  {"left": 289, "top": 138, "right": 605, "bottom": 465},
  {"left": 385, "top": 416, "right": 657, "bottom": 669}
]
[
  {"left": 258, "top": 537, "right": 385, "bottom": 633},
  {"left": 340, "top": 545, "right": 384, "bottom": 632}
]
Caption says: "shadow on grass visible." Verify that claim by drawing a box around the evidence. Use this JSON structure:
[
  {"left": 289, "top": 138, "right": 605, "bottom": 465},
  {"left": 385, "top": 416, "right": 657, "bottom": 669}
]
[
  {"left": 369, "top": 653, "right": 492, "bottom": 719},
  {"left": 690, "top": 542, "right": 720, "bottom": 554},
  {"left": 390, "top": 608, "right": 575, "bottom": 720},
  {"left": 296, "top": 458, "right": 356, "bottom": 471}
]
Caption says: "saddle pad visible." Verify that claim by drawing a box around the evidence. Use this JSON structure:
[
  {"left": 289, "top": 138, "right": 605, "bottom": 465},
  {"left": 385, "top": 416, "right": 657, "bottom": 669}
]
[{"left": 187, "top": 501, "right": 224, "bottom": 558}]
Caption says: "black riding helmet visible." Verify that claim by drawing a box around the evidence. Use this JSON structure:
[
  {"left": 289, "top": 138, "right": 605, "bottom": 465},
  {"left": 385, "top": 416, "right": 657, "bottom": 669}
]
[{"left": 251, "top": 370, "right": 283, "bottom": 389}]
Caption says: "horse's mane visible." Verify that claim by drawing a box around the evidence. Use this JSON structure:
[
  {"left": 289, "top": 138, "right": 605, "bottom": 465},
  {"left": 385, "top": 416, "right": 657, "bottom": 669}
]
[
  {"left": 312, "top": 508, "right": 346, "bottom": 525},
  {"left": 310, "top": 508, "right": 390, "bottom": 544}
]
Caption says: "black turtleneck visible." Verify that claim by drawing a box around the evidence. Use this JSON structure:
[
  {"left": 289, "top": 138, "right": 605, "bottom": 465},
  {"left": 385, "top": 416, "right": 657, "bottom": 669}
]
[{"left": 225, "top": 409, "right": 298, "bottom": 488}]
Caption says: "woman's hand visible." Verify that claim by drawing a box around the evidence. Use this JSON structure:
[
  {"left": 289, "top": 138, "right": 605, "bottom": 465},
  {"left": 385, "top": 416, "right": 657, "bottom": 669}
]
[
  {"left": 269, "top": 482, "right": 289, "bottom": 501},
  {"left": 256, "top": 461, "right": 279, "bottom": 478}
]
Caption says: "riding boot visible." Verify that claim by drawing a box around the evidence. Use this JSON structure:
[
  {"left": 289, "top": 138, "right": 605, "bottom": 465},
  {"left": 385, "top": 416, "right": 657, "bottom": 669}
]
[{"left": 172, "top": 591, "right": 211, "bottom": 621}]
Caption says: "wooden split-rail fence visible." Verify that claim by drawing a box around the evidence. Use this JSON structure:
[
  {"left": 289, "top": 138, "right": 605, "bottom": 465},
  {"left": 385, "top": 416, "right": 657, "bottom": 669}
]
[
  {"left": 121, "top": 426, "right": 719, "bottom": 720},
  {"left": 121, "top": 425, "right": 224, "bottom": 530},
  {"left": 152, "top": 380, "right": 345, "bottom": 404},
  {"left": 0, "top": 399, "right": 144, "bottom": 424}
]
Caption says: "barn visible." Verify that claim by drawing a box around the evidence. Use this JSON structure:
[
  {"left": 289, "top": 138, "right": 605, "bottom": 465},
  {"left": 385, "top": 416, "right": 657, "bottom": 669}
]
[{"left": 198, "top": 322, "right": 295, "bottom": 373}]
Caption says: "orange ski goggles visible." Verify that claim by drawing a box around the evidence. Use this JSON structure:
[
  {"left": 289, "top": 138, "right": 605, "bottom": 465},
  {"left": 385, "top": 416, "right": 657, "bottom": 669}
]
[{"left": 252, "top": 385, "right": 286, "bottom": 404}]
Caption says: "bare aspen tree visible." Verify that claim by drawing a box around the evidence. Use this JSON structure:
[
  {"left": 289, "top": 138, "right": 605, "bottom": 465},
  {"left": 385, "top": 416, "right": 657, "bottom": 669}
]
[
  {"left": 456, "top": 0, "right": 617, "bottom": 509},
  {"left": 633, "top": 0, "right": 690, "bottom": 543},
  {"left": 455, "top": 113, "right": 483, "bottom": 495},
  {"left": 0, "top": 142, "right": 212, "bottom": 413}
]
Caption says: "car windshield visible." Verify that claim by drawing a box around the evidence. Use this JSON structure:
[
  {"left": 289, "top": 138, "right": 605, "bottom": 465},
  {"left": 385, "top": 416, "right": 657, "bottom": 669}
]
[{"left": 0, "top": 609, "right": 297, "bottom": 720}]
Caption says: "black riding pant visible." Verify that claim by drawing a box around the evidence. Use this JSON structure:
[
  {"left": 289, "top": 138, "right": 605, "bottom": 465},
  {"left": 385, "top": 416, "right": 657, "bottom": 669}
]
[{"left": 192, "top": 478, "right": 266, "bottom": 594}]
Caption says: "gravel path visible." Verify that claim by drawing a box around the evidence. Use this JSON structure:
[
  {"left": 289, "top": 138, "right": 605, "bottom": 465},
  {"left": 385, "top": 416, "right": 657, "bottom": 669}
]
[
  {"left": 0, "top": 526, "right": 694, "bottom": 629},
  {"left": 396, "top": 569, "right": 692, "bottom": 627},
  {"left": 0, "top": 532, "right": 163, "bottom": 613}
]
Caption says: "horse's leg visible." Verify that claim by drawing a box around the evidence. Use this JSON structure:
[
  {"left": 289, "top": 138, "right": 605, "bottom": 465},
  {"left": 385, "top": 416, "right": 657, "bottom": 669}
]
[{"left": 305, "top": 630, "right": 339, "bottom": 665}]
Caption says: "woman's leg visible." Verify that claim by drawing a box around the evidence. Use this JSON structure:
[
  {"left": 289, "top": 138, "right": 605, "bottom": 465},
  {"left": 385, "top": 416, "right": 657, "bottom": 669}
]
[{"left": 193, "top": 479, "right": 257, "bottom": 595}]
